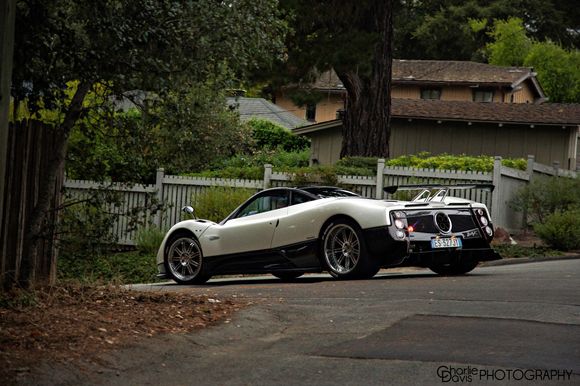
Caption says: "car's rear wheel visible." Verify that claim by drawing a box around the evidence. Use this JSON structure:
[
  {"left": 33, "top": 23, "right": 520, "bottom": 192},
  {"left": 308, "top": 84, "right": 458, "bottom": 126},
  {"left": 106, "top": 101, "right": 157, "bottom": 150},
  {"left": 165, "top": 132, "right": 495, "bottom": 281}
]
[
  {"left": 321, "top": 219, "right": 379, "bottom": 280},
  {"left": 165, "top": 233, "right": 211, "bottom": 284},
  {"left": 429, "top": 259, "right": 479, "bottom": 276},
  {"left": 272, "top": 272, "right": 304, "bottom": 281}
]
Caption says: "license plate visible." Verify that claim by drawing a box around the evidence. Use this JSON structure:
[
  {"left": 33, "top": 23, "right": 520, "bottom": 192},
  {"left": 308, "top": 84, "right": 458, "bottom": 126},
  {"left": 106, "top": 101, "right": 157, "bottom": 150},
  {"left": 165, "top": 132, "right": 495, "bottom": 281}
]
[{"left": 431, "top": 237, "right": 462, "bottom": 249}]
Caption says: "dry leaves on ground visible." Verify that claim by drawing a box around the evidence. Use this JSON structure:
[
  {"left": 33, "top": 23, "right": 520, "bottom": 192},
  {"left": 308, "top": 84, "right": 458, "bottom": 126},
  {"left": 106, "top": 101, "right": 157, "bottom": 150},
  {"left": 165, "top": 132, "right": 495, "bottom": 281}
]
[{"left": 0, "top": 284, "right": 245, "bottom": 382}]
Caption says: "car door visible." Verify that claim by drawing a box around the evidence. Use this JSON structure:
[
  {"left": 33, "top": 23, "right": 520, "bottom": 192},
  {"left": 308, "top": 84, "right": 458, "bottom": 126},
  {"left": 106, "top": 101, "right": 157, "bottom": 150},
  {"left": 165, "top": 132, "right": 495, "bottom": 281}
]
[{"left": 201, "top": 190, "right": 289, "bottom": 259}]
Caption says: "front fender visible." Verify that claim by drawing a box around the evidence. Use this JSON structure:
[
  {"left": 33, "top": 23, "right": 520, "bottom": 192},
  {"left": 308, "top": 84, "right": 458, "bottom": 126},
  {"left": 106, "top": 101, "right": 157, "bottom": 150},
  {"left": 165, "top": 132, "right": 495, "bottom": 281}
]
[{"left": 155, "top": 220, "right": 216, "bottom": 270}]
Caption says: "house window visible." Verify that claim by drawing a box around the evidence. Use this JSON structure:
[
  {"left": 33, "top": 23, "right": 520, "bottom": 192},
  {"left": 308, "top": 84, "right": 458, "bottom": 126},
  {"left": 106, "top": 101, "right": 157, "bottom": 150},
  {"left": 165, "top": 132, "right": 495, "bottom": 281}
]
[
  {"left": 473, "top": 90, "right": 494, "bottom": 103},
  {"left": 306, "top": 103, "right": 316, "bottom": 121},
  {"left": 420, "top": 88, "right": 441, "bottom": 100}
]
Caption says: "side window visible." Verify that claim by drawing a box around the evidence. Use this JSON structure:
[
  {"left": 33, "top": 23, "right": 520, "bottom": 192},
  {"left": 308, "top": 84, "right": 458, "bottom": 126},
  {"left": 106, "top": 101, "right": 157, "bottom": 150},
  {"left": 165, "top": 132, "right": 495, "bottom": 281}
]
[
  {"left": 473, "top": 90, "right": 494, "bottom": 103},
  {"left": 236, "top": 191, "right": 289, "bottom": 218},
  {"left": 305, "top": 103, "right": 316, "bottom": 121},
  {"left": 291, "top": 192, "right": 315, "bottom": 206},
  {"left": 420, "top": 88, "right": 441, "bottom": 100}
]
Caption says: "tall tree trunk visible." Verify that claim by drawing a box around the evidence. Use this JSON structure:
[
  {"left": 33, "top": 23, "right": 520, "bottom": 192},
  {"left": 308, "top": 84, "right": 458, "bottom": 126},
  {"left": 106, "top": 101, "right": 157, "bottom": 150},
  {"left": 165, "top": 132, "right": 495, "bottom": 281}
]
[
  {"left": 0, "top": 0, "right": 16, "bottom": 285},
  {"left": 19, "top": 82, "right": 91, "bottom": 288},
  {"left": 337, "top": 0, "right": 393, "bottom": 158}
]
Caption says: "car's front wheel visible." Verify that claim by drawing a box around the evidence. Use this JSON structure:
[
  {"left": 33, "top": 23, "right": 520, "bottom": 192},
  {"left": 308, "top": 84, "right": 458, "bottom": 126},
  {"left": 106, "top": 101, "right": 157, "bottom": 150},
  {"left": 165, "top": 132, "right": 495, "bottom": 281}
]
[
  {"left": 429, "top": 259, "right": 479, "bottom": 276},
  {"left": 165, "top": 233, "right": 211, "bottom": 284},
  {"left": 321, "top": 219, "right": 380, "bottom": 280}
]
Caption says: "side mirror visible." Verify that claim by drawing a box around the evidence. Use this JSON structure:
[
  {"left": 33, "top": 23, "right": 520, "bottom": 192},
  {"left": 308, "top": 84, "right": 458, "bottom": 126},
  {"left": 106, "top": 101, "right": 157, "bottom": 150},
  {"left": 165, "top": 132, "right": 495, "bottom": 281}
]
[{"left": 182, "top": 206, "right": 196, "bottom": 219}]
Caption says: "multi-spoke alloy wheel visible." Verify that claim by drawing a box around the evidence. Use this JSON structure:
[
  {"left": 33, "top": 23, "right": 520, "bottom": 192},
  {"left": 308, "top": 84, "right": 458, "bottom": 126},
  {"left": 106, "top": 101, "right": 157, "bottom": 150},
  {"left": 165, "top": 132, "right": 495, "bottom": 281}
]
[
  {"left": 324, "top": 224, "right": 361, "bottom": 274},
  {"left": 165, "top": 234, "right": 209, "bottom": 284}
]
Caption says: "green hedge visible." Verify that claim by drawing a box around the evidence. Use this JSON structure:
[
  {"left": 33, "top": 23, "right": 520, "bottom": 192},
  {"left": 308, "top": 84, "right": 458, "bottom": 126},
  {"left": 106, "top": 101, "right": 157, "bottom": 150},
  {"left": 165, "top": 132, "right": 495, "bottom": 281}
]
[{"left": 189, "top": 152, "right": 527, "bottom": 180}]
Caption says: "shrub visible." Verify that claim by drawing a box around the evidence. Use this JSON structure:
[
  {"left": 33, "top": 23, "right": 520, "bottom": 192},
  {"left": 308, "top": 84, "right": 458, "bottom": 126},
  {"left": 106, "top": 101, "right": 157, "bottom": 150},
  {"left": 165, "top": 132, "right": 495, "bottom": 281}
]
[
  {"left": 193, "top": 187, "right": 255, "bottom": 222},
  {"left": 58, "top": 250, "right": 158, "bottom": 284},
  {"left": 534, "top": 208, "right": 580, "bottom": 251},
  {"left": 248, "top": 118, "right": 310, "bottom": 151},
  {"left": 291, "top": 167, "right": 339, "bottom": 186},
  {"left": 511, "top": 176, "right": 580, "bottom": 225},
  {"left": 135, "top": 226, "right": 166, "bottom": 255}
]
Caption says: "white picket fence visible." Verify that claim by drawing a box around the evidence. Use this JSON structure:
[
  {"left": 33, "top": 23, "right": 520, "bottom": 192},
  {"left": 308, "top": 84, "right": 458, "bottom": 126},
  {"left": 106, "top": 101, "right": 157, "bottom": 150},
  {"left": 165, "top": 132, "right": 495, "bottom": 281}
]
[{"left": 63, "top": 155, "right": 576, "bottom": 245}]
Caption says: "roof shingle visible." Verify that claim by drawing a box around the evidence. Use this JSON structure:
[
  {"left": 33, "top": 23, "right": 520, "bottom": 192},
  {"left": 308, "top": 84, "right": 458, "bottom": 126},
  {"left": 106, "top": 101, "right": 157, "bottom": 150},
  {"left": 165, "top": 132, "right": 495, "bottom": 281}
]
[
  {"left": 226, "top": 97, "right": 307, "bottom": 129},
  {"left": 392, "top": 99, "right": 580, "bottom": 126}
]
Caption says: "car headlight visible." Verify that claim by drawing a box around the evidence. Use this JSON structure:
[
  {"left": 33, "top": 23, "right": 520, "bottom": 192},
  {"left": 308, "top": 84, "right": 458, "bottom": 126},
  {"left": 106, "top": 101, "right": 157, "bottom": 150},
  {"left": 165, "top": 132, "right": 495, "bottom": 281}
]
[
  {"left": 395, "top": 230, "right": 405, "bottom": 239},
  {"left": 480, "top": 216, "right": 489, "bottom": 226}
]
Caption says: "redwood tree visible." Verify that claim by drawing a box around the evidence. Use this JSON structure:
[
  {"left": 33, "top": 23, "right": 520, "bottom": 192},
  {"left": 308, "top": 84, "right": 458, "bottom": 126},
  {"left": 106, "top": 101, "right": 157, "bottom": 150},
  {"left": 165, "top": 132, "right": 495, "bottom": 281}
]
[{"left": 279, "top": 0, "right": 393, "bottom": 158}]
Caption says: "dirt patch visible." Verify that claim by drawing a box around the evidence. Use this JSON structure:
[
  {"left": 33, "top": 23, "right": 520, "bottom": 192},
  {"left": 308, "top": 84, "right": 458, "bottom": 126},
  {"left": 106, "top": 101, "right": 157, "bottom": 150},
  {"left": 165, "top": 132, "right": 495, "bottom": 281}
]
[{"left": 0, "top": 285, "right": 246, "bottom": 384}]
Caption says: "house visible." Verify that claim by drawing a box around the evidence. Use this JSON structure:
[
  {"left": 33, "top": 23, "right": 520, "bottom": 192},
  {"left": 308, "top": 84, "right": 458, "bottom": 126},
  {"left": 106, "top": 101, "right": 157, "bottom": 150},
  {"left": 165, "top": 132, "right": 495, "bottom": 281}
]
[
  {"left": 293, "top": 99, "right": 580, "bottom": 170},
  {"left": 276, "top": 60, "right": 546, "bottom": 123},
  {"left": 226, "top": 97, "right": 307, "bottom": 130}
]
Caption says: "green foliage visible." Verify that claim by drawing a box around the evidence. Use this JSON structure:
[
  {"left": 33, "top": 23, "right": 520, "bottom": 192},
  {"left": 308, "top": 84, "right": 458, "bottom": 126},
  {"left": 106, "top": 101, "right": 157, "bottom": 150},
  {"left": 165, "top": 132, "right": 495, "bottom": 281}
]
[
  {"left": 248, "top": 119, "right": 310, "bottom": 152},
  {"left": 59, "top": 191, "right": 123, "bottom": 258},
  {"left": 534, "top": 209, "right": 580, "bottom": 251},
  {"left": 483, "top": 17, "right": 580, "bottom": 103},
  {"left": 13, "top": 0, "right": 287, "bottom": 114},
  {"left": 291, "top": 167, "right": 339, "bottom": 186},
  {"left": 511, "top": 176, "right": 580, "bottom": 225},
  {"left": 153, "top": 83, "right": 253, "bottom": 174},
  {"left": 193, "top": 187, "right": 255, "bottom": 223},
  {"left": 58, "top": 251, "right": 158, "bottom": 284},
  {"left": 135, "top": 226, "right": 166, "bottom": 256},
  {"left": 385, "top": 153, "right": 526, "bottom": 172},
  {"left": 191, "top": 149, "right": 311, "bottom": 179},
  {"left": 393, "top": 0, "right": 579, "bottom": 61},
  {"left": 485, "top": 18, "right": 532, "bottom": 66},
  {"left": 492, "top": 244, "right": 563, "bottom": 258},
  {"left": 524, "top": 42, "right": 580, "bottom": 103},
  {"left": 67, "top": 108, "right": 160, "bottom": 183}
]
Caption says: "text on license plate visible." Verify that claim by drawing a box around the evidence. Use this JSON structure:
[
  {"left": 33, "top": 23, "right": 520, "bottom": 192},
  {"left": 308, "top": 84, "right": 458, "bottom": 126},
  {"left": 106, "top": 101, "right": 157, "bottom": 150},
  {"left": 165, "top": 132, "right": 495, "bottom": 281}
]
[{"left": 431, "top": 237, "right": 462, "bottom": 249}]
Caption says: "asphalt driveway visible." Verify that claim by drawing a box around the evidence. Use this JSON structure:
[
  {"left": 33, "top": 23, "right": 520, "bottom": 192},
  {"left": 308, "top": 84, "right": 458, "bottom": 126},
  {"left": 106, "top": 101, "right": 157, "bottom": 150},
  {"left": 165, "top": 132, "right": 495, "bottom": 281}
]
[{"left": 23, "top": 260, "right": 580, "bottom": 385}]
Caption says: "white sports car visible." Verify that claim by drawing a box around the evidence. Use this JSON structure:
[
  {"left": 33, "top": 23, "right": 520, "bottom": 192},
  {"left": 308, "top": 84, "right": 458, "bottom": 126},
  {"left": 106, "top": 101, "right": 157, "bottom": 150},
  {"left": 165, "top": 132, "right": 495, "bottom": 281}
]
[{"left": 156, "top": 185, "right": 501, "bottom": 284}]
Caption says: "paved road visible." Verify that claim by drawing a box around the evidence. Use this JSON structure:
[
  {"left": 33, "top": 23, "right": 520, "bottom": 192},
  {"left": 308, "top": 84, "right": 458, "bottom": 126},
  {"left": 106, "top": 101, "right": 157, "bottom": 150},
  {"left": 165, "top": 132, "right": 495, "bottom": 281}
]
[{"left": 28, "top": 260, "right": 580, "bottom": 385}]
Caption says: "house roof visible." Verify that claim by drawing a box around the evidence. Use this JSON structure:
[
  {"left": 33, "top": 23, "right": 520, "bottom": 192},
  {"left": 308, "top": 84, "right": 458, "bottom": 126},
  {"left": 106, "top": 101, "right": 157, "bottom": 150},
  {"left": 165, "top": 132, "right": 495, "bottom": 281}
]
[
  {"left": 226, "top": 97, "right": 307, "bottom": 129},
  {"left": 310, "top": 60, "right": 545, "bottom": 99},
  {"left": 293, "top": 99, "right": 580, "bottom": 135}
]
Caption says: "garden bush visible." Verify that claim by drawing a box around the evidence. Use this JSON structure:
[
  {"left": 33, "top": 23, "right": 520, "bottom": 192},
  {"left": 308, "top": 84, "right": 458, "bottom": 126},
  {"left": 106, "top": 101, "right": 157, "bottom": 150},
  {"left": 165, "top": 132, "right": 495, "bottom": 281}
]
[
  {"left": 58, "top": 250, "right": 158, "bottom": 284},
  {"left": 533, "top": 208, "right": 580, "bottom": 251},
  {"left": 248, "top": 118, "right": 310, "bottom": 151},
  {"left": 135, "top": 226, "right": 166, "bottom": 256},
  {"left": 511, "top": 176, "right": 580, "bottom": 225},
  {"left": 193, "top": 187, "right": 256, "bottom": 222}
]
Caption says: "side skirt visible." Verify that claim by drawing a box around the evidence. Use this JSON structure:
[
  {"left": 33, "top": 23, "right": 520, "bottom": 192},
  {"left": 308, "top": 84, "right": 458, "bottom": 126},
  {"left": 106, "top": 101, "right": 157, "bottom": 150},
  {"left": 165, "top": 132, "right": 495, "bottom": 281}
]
[{"left": 204, "top": 240, "right": 321, "bottom": 275}]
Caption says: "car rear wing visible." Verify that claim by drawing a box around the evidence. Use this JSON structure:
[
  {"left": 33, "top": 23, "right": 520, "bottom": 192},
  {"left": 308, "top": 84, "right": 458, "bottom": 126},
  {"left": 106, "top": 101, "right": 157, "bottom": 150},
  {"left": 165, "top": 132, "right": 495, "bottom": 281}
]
[{"left": 383, "top": 184, "right": 495, "bottom": 202}]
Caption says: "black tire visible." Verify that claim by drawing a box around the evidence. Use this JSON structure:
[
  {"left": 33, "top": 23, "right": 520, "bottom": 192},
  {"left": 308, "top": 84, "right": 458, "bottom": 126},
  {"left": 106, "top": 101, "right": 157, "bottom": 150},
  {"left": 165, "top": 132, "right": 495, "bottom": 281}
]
[
  {"left": 164, "top": 232, "right": 211, "bottom": 284},
  {"left": 429, "top": 259, "right": 479, "bottom": 276},
  {"left": 272, "top": 272, "right": 304, "bottom": 282},
  {"left": 320, "top": 219, "right": 380, "bottom": 280}
]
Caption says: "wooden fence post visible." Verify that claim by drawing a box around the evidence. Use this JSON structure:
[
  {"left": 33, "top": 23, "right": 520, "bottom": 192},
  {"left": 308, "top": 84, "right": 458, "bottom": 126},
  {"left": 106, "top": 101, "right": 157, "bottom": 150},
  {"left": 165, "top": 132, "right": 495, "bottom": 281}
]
[
  {"left": 376, "top": 158, "right": 385, "bottom": 199},
  {"left": 526, "top": 155, "right": 535, "bottom": 180},
  {"left": 552, "top": 161, "right": 560, "bottom": 177},
  {"left": 491, "top": 156, "right": 502, "bottom": 223},
  {"left": 155, "top": 168, "right": 164, "bottom": 228},
  {"left": 263, "top": 164, "right": 272, "bottom": 189}
]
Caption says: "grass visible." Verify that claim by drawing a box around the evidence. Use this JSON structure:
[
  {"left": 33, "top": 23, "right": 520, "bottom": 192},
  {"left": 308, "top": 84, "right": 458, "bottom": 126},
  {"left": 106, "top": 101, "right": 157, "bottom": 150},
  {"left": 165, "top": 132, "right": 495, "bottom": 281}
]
[{"left": 493, "top": 244, "right": 563, "bottom": 259}]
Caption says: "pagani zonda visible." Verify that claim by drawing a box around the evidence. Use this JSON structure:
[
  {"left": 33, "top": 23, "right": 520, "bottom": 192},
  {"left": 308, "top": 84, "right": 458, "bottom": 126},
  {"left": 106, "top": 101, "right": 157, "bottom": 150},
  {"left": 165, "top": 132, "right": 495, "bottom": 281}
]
[{"left": 156, "top": 185, "right": 501, "bottom": 284}]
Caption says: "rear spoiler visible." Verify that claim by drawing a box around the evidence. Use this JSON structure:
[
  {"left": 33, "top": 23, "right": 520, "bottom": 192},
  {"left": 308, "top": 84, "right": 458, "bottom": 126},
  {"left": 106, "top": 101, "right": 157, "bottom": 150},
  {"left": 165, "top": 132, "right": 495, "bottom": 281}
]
[
  {"left": 384, "top": 184, "right": 495, "bottom": 194},
  {"left": 384, "top": 184, "right": 495, "bottom": 203}
]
